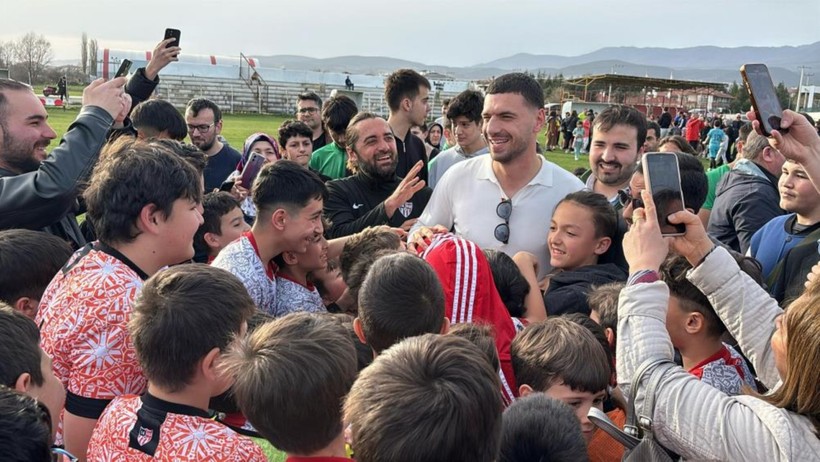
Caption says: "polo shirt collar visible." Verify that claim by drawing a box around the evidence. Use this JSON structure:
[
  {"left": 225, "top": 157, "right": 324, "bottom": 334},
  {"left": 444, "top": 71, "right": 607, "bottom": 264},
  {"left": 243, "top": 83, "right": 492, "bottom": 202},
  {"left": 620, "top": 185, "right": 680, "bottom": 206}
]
[{"left": 476, "top": 155, "right": 553, "bottom": 188}]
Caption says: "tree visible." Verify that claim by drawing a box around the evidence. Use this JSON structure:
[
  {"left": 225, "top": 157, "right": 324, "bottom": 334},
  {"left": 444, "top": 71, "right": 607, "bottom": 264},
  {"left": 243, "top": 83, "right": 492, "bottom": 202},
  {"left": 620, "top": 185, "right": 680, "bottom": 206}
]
[
  {"left": 775, "top": 82, "right": 790, "bottom": 112},
  {"left": 0, "top": 41, "right": 11, "bottom": 69},
  {"left": 12, "top": 32, "right": 53, "bottom": 84},
  {"left": 88, "top": 38, "right": 98, "bottom": 76},
  {"left": 81, "top": 32, "right": 88, "bottom": 74},
  {"left": 728, "top": 81, "right": 750, "bottom": 114}
]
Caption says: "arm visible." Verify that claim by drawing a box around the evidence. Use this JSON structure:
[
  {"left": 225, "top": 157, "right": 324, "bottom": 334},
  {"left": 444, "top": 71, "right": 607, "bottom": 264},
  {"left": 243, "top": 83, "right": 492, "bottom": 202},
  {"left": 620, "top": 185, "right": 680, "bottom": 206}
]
[
  {"left": 124, "top": 38, "right": 181, "bottom": 111},
  {"left": 687, "top": 246, "right": 783, "bottom": 388},
  {"left": 408, "top": 165, "right": 456, "bottom": 243},
  {"left": 512, "top": 252, "right": 547, "bottom": 323}
]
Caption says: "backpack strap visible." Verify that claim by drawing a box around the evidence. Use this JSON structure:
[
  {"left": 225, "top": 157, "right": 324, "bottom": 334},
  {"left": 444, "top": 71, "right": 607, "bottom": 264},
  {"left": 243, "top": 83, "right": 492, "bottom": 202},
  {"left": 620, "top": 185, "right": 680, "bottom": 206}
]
[
  {"left": 638, "top": 361, "right": 676, "bottom": 436},
  {"left": 624, "top": 358, "right": 671, "bottom": 438}
]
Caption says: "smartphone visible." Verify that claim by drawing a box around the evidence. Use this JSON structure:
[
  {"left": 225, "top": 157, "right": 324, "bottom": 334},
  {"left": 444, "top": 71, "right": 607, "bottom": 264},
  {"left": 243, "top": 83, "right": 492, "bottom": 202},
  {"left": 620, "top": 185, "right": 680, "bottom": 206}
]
[
  {"left": 740, "top": 63, "right": 786, "bottom": 136},
  {"left": 643, "top": 152, "right": 686, "bottom": 236},
  {"left": 114, "top": 59, "right": 132, "bottom": 78},
  {"left": 240, "top": 153, "right": 267, "bottom": 189},
  {"left": 164, "top": 28, "right": 181, "bottom": 48}
]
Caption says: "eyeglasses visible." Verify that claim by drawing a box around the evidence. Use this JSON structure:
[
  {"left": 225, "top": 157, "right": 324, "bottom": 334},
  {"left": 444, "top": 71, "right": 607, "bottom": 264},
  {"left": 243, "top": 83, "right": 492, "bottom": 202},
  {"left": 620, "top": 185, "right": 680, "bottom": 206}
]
[
  {"left": 297, "top": 107, "right": 319, "bottom": 114},
  {"left": 494, "top": 198, "right": 512, "bottom": 244},
  {"left": 187, "top": 123, "right": 214, "bottom": 133},
  {"left": 617, "top": 188, "right": 644, "bottom": 210},
  {"left": 52, "top": 447, "right": 79, "bottom": 461}
]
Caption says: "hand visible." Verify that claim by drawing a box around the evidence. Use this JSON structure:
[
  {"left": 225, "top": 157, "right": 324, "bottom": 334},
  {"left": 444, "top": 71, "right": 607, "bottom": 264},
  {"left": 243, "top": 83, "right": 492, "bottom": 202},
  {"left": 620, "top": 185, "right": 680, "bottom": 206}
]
[
  {"left": 83, "top": 77, "right": 128, "bottom": 119},
  {"left": 113, "top": 93, "right": 132, "bottom": 126},
  {"left": 806, "top": 262, "right": 820, "bottom": 289},
  {"left": 512, "top": 251, "right": 539, "bottom": 277},
  {"left": 399, "top": 218, "right": 417, "bottom": 232},
  {"left": 747, "top": 109, "right": 820, "bottom": 165},
  {"left": 384, "top": 160, "right": 426, "bottom": 218},
  {"left": 665, "top": 207, "right": 715, "bottom": 267},
  {"left": 145, "top": 38, "right": 181, "bottom": 81},
  {"left": 232, "top": 179, "right": 249, "bottom": 201},
  {"left": 407, "top": 224, "right": 448, "bottom": 253},
  {"left": 623, "top": 190, "right": 668, "bottom": 273}
]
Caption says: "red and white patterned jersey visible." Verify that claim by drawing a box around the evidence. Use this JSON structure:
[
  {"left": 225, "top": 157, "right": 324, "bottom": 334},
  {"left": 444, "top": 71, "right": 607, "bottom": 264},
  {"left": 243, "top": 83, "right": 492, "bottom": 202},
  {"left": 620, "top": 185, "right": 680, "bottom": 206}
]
[
  {"left": 87, "top": 394, "right": 266, "bottom": 461},
  {"left": 36, "top": 243, "right": 149, "bottom": 441}
]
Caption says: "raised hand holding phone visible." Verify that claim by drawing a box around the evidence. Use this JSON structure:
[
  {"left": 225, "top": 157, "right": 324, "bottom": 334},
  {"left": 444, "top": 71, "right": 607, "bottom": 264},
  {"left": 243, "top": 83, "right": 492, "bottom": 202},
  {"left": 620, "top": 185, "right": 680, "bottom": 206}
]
[
  {"left": 740, "top": 63, "right": 786, "bottom": 137},
  {"left": 643, "top": 152, "right": 686, "bottom": 236}
]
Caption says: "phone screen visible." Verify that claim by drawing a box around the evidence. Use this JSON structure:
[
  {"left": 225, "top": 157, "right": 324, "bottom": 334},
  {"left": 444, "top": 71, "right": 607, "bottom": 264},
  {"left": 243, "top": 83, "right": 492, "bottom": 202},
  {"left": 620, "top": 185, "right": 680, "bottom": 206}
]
[
  {"left": 741, "top": 64, "right": 785, "bottom": 136},
  {"left": 164, "top": 28, "right": 181, "bottom": 48},
  {"left": 240, "top": 153, "right": 267, "bottom": 189},
  {"left": 644, "top": 153, "right": 686, "bottom": 236},
  {"left": 115, "top": 59, "right": 132, "bottom": 78}
]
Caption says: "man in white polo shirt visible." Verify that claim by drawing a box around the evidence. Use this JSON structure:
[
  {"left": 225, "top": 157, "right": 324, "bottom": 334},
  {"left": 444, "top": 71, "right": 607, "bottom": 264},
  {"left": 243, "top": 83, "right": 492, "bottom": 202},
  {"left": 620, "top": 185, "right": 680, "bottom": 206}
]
[{"left": 409, "top": 73, "right": 584, "bottom": 278}]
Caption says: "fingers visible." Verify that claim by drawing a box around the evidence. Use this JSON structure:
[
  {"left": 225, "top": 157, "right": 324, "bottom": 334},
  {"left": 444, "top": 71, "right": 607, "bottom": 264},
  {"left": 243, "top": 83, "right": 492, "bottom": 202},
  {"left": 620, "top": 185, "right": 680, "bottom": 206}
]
[
  {"left": 639, "top": 189, "right": 658, "bottom": 226},
  {"left": 401, "top": 161, "right": 424, "bottom": 184},
  {"left": 85, "top": 78, "right": 104, "bottom": 90}
]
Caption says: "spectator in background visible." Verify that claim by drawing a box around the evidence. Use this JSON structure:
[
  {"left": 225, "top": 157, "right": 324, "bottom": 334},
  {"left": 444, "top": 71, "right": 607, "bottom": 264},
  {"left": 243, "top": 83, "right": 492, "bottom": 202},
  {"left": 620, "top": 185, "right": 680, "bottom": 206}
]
[
  {"left": 0, "top": 77, "right": 128, "bottom": 249},
  {"left": 645, "top": 120, "right": 661, "bottom": 153},
  {"left": 545, "top": 110, "right": 561, "bottom": 151},
  {"left": 658, "top": 106, "right": 672, "bottom": 138},
  {"left": 296, "top": 91, "right": 329, "bottom": 152},
  {"left": 278, "top": 119, "right": 331, "bottom": 181},
  {"left": 562, "top": 110, "right": 577, "bottom": 152},
  {"left": 705, "top": 119, "right": 726, "bottom": 169},
  {"left": 428, "top": 89, "right": 488, "bottom": 189},
  {"left": 385, "top": 69, "right": 431, "bottom": 182},
  {"left": 345, "top": 75, "right": 354, "bottom": 90},
  {"left": 425, "top": 121, "right": 444, "bottom": 153},
  {"left": 697, "top": 122, "right": 752, "bottom": 227},
  {"left": 309, "top": 95, "right": 358, "bottom": 180},
  {"left": 685, "top": 112, "right": 705, "bottom": 153},
  {"left": 185, "top": 98, "right": 242, "bottom": 191},
  {"left": 658, "top": 134, "right": 697, "bottom": 155}
]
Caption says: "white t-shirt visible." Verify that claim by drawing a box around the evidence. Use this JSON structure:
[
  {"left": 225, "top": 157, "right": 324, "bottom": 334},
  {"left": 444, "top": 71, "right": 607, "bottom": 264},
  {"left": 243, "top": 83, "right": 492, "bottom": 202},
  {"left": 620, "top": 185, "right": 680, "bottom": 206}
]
[{"left": 411, "top": 155, "right": 584, "bottom": 279}]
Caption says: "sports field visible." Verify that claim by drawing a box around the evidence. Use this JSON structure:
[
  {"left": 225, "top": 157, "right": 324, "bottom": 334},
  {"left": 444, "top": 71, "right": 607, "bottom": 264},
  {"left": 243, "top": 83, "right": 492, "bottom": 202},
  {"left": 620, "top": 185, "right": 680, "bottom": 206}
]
[{"left": 44, "top": 107, "right": 593, "bottom": 173}]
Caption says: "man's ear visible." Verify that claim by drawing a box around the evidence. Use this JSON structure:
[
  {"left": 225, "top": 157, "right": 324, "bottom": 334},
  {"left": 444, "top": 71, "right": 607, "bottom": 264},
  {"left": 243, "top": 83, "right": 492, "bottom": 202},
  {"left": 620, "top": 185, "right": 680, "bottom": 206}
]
[
  {"left": 518, "top": 383, "right": 534, "bottom": 397},
  {"left": 685, "top": 312, "right": 704, "bottom": 335},
  {"left": 138, "top": 203, "right": 163, "bottom": 234},
  {"left": 439, "top": 317, "right": 450, "bottom": 335},
  {"left": 353, "top": 317, "right": 367, "bottom": 345},
  {"left": 594, "top": 237, "right": 612, "bottom": 255},
  {"left": 534, "top": 107, "right": 546, "bottom": 134},
  {"left": 604, "top": 327, "right": 615, "bottom": 350},
  {"left": 401, "top": 97, "right": 412, "bottom": 113},
  {"left": 14, "top": 297, "right": 39, "bottom": 320},
  {"left": 14, "top": 373, "right": 32, "bottom": 393}
]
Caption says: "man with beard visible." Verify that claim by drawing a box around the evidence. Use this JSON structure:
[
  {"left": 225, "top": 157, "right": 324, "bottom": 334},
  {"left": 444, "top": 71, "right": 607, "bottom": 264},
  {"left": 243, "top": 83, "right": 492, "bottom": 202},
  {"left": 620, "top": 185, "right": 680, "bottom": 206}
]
[
  {"left": 385, "top": 69, "right": 431, "bottom": 182},
  {"left": 296, "top": 91, "right": 329, "bottom": 152},
  {"left": 185, "top": 98, "right": 242, "bottom": 191},
  {"left": 581, "top": 105, "right": 647, "bottom": 211},
  {"left": 0, "top": 77, "right": 129, "bottom": 248},
  {"left": 324, "top": 112, "right": 432, "bottom": 239},
  {"left": 410, "top": 73, "right": 584, "bottom": 279}
]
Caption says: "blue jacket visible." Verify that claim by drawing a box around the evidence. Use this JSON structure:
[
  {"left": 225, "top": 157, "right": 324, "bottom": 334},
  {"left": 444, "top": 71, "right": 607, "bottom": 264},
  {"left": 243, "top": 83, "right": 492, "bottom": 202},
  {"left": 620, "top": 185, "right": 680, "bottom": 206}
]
[{"left": 750, "top": 214, "right": 820, "bottom": 280}]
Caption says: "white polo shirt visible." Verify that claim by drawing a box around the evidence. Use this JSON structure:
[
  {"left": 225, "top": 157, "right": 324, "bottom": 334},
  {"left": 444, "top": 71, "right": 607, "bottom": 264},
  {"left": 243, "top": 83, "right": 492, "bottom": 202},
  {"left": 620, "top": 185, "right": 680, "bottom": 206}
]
[{"left": 412, "top": 155, "right": 584, "bottom": 279}]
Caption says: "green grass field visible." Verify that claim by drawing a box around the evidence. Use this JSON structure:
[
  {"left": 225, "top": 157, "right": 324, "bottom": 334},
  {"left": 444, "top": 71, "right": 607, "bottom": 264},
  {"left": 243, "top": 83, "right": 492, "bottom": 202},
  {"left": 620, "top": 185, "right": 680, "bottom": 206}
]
[{"left": 45, "top": 107, "right": 593, "bottom": 173}]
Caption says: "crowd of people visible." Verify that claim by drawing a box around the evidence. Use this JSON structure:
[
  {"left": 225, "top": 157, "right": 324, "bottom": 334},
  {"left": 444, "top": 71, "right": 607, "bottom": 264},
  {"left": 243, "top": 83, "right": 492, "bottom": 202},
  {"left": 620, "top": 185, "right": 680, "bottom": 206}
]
[{"left": 1, "top": 38, "right": 819, "bottom": 461}]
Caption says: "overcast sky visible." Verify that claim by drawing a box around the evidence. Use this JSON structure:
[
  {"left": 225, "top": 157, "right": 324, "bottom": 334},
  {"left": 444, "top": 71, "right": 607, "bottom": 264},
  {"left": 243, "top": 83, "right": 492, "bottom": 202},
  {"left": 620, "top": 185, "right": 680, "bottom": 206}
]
[{"left": 1, "top": 0, "right": 818, "bottom": 67}]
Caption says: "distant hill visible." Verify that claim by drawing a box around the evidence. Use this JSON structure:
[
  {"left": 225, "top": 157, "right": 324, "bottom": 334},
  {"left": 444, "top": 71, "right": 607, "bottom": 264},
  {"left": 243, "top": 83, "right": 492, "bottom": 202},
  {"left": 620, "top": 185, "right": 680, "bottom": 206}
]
[{"left": 253, "top": 41, "right": 819, "bottom": 86}]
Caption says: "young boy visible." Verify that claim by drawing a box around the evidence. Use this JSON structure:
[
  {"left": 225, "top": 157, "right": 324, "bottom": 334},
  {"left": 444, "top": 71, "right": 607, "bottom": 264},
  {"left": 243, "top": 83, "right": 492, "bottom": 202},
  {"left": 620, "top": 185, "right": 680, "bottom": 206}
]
[
  {"left": 0, "top": 304, "right": 66, "bottom": 442},
  {"left": 588, "top": 281, "right": 624, "bottom": 354},
  {"left": 273, "top": 231, "right": 329, "bottom": 317},
  {"left": 344, "top": 334, "right": 503, "bottom": 462},
  {"left": 354, "top": 252, "right": 448, "bottom": 355},
  {"left": 511, "top": 317, "right": 611, "bottom": 443},
  {"left": 338, "top": 226, "right": 404, "bottom": 305},
  {"left": 36, "top": 137, "right": 203, "bottom": 458},
  {"left": 223, "top": 312, "right": 358, "bottom": 461},
  {"left": 427, "top": 89, "right": 487, "bottom": 189},
  {"left": 212, "top": 160, "right": 326, "bottom": 315},
  {"left": 0, "top": 386, "right": 58, "bottom": 462},
  {"left": 498, "top": 394, "right": 588, "bottom": 462},
  {"left": 193, "top": 191, "right": 250, "bottom": 263},
  {"left": 572, "top": 120, "right": 585, "bottom": 161},
  {"left": 659, "top": 254, "right": 756, "bottom": 395},
  {"left": 86, "top": 265, "right": 265, "bottom": 461},
  {"left": 310, "top": 258, "right": 352, "bottom": 313},
  {"left": 0, "top": 229, "right": 73, "bottom": 319}
]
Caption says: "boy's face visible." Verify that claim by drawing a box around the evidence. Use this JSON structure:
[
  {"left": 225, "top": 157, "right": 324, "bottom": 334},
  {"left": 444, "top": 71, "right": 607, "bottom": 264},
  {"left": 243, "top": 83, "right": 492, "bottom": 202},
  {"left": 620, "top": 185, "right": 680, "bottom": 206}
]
[
  {"left": 28, "top": 349, "right": 65, "bottom": 441},
  {"left": 209, "top": 206, "right": 249, "bottom": 255},
  {"left": 312, "top": 263, "right": 348, "bottom": 304},
  {"left": 283, "top": 135, "right": 313, "bottom": 168},
  {"left": 284, "top": 198, "right": 324, "bottom": 253},
  {"left": 543, "top": 382, "right": 606, "bottom": 443},
  {"left": 300, "top": 233, "right": 329, "bottom": 273},
  {"left": 452, "top": 116, "right": 483, "bottom": 150},
  {"left": 548, "top": 201, "right": 608, "bottom": 271},
  {"left": 158, "top": 198, "right": 205, "bottom": 264},
  {"left": 665, "top": 295, "right": 691, "bottom": 350}
]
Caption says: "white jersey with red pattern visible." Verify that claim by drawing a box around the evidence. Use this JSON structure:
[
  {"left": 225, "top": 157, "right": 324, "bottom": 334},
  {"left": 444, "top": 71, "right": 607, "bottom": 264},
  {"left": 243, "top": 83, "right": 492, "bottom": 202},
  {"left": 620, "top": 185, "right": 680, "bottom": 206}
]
[
  {"left": 87, "top": 394, "right": 266, "bottom": 461},
  {"left": 36, "top": 243, "right": 149, "bottom": 442}
]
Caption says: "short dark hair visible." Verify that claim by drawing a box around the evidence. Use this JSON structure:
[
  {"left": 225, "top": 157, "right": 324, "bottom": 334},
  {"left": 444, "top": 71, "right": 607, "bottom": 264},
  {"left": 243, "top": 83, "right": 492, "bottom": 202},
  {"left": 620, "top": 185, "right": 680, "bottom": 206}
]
[
  {"left": 345, "top": 112, "right": 381, "bottom": 151},
  {"left": 193, "top": 192, "right": 242, "bottom": 257},
  {"left": 321, "top": 95, "right": 358, "bottom": 134},
  {"left": 482, "top": 249, "right": 529, "bottom": 319},
  {"left": 660, "top": 254, "right": 726, "bottom": 337},
  {"left": 0, "top": 230, "right": 72, "bottom": 305},
  {"left": 129, "top": 265, "right": 256, "bottom": 393},
  {"left": 358, "top": 253, "right": 445, "bottom": 353},
  {"left": 658, "top": 135, "right": 696, "bottom": 155},
  {"left": 486, "top": 73, "right": 544, "bottom": 110},
  {"left": 0, "top": 80, "right": 33, "bottom": 123},
  {"left": 637, "top": 151, "right": 707, "bottom": 213},
  {"left": 448, "top": 323, "right": 500, "bottom": 371},
  {"left": 588, "top": 281, "right": 624, "bottom": 348},
  {"left": 252, "top": 160, "right": 327, "bottom": 218},
  {"left": 0, "top": 386, "right": 52, "bottom": 462},
  {"left": 499, "top": 394, "right": 588, "bottom": 462},
  {"left": 131, "top": 99, "right": 187, "bottom": 140},
  {"left": 594, "top": 105, "right": 648, "bottom": 148},
  {"left": 556, "top": 191, "right": 618, "bottom": 239},
  {"left": 446, "top": 89, "right": 484, "bottom": 125},
  {"left": 185, "top": 98, "right": 222, "bottom": 123},
  {"left": 384, "top": 69, "right": 431, "bottom": 112},
  {"left": 344, "top": 334, "right": 503, "bottom": 462},
  {"left": 83, "top": 137, "right": 203, "bottom": 244},
  {"left": 296, "top": 91, "right": 323, "bottom": 110},
  {"left": 339, "top": 227, "right": 402, "bottom": 296},
  {"left": 223, "top": 313, "right": 357, "bottom": 455},
  {"left": 647, "top": 120, "right": 661, "bottom": 140},
  {"left": 562, "top": 312, "right": 614, "bottom": 377},
  {"left": 0, "top": 304, "right": 43, "bottom": 387},
  {"left": 511, "top": 317, "right": 610, "bottom": 393},
  {"left": 149, "top": 138, "right": 207, "bottom": 174},
  {"left": 277, "top": 119, "right": 313, "bottom": 147}
]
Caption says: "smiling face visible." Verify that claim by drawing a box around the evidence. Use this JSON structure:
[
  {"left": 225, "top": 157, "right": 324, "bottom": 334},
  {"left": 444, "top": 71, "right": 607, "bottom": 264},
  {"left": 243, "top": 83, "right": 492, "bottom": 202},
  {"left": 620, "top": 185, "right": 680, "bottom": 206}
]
[
  {"left": 251, "top": 140, "right": 279, "bottom": 163},
  {"left": 452, "top": 116, "right": 483, "bottom": 152},
  {"left": 348, "top": 117, "right": 398, "bottom": 180},
  {"left": 548, "top": 201, "right": 609, "bottom": 271},
  {"left": 283, "top": 198, "right": 325, "bottom": 253},
  {"left": 157, "top": 198, "right": 205, "bottom": 265},
  {"left": 482, "top": 93, "right": 543, "bottom": 164},
  {"left": 297, "top": 99, "right": 322, "bottom": 131},
  {"left": 0, "top": 89, "right": 57, "bottom": 174},
  {"left": 590, "top": 123, "right": 642, "bottom": 187}
]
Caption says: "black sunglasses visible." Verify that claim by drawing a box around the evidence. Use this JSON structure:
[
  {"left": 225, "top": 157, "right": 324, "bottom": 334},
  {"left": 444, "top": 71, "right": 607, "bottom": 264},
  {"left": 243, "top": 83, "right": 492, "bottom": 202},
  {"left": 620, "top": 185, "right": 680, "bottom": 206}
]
[
  {"left": 494, "top": 198, "right": 512, "bottom": 244},
  {"left": 617, "top": 188, "right": 644, "bottom": 210}
]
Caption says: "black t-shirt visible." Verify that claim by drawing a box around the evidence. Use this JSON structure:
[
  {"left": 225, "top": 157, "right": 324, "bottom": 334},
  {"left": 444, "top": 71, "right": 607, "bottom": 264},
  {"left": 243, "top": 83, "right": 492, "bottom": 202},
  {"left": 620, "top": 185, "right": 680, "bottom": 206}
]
[
  {"left": 203, "top": 144, "right": 242, "bottom": 191},
  {"left": 312, "top": 132, "right": 329, "bottom": 153},
  {"left": 394, "top": 131, "right": 428, "bottom": 183}
]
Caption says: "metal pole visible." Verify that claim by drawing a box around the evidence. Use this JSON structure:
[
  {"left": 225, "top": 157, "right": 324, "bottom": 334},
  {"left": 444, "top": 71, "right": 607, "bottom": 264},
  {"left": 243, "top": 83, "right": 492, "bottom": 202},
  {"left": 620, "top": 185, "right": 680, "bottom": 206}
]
[{"left": 796, "top": 66, "right": 806, "bottom": 112}]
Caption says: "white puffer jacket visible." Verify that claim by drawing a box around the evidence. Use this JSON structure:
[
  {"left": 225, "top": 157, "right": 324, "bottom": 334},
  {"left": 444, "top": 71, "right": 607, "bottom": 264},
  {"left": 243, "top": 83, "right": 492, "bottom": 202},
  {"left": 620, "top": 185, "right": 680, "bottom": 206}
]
[{"left": 617, "top": 246, "right": 820, "bottom": 461}]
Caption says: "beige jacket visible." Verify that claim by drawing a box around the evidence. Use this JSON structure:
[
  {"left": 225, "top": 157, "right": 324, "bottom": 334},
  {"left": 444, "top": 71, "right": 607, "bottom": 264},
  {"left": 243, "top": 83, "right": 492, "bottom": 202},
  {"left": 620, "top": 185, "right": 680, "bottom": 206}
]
[{"left": 617, "top": 247, "right": 819, "bottom": 461}]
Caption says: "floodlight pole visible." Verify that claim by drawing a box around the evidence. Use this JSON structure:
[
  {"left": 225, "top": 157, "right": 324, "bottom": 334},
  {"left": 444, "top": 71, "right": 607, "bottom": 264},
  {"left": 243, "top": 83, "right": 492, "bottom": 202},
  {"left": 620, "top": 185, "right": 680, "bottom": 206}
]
[{"left": 795, "top": 66, "right": 809, "bottom": 111}]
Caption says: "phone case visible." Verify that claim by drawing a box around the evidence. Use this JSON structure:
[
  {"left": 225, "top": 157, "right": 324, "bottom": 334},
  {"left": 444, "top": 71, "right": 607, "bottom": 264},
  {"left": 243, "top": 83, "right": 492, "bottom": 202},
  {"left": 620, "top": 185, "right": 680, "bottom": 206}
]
[
  {"left": 643, "top": 153, "right": 686, "bottom": 236},
  {"left": 240, "top": 153, "right": 266, "bottom": 188}
]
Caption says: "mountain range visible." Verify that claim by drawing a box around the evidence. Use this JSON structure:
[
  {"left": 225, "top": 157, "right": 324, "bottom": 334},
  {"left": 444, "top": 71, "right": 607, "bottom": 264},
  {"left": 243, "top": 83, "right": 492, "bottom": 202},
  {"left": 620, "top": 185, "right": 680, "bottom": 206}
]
[{"left": 254, "top": 41, "right": 820, "bottom": 86}]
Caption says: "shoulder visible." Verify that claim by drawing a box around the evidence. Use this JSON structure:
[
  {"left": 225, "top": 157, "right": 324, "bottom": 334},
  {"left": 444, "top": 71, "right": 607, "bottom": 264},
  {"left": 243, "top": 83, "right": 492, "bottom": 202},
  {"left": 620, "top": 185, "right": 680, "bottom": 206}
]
[{"left": 223, "top": 145, "right": 242, "bottom": 160}]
